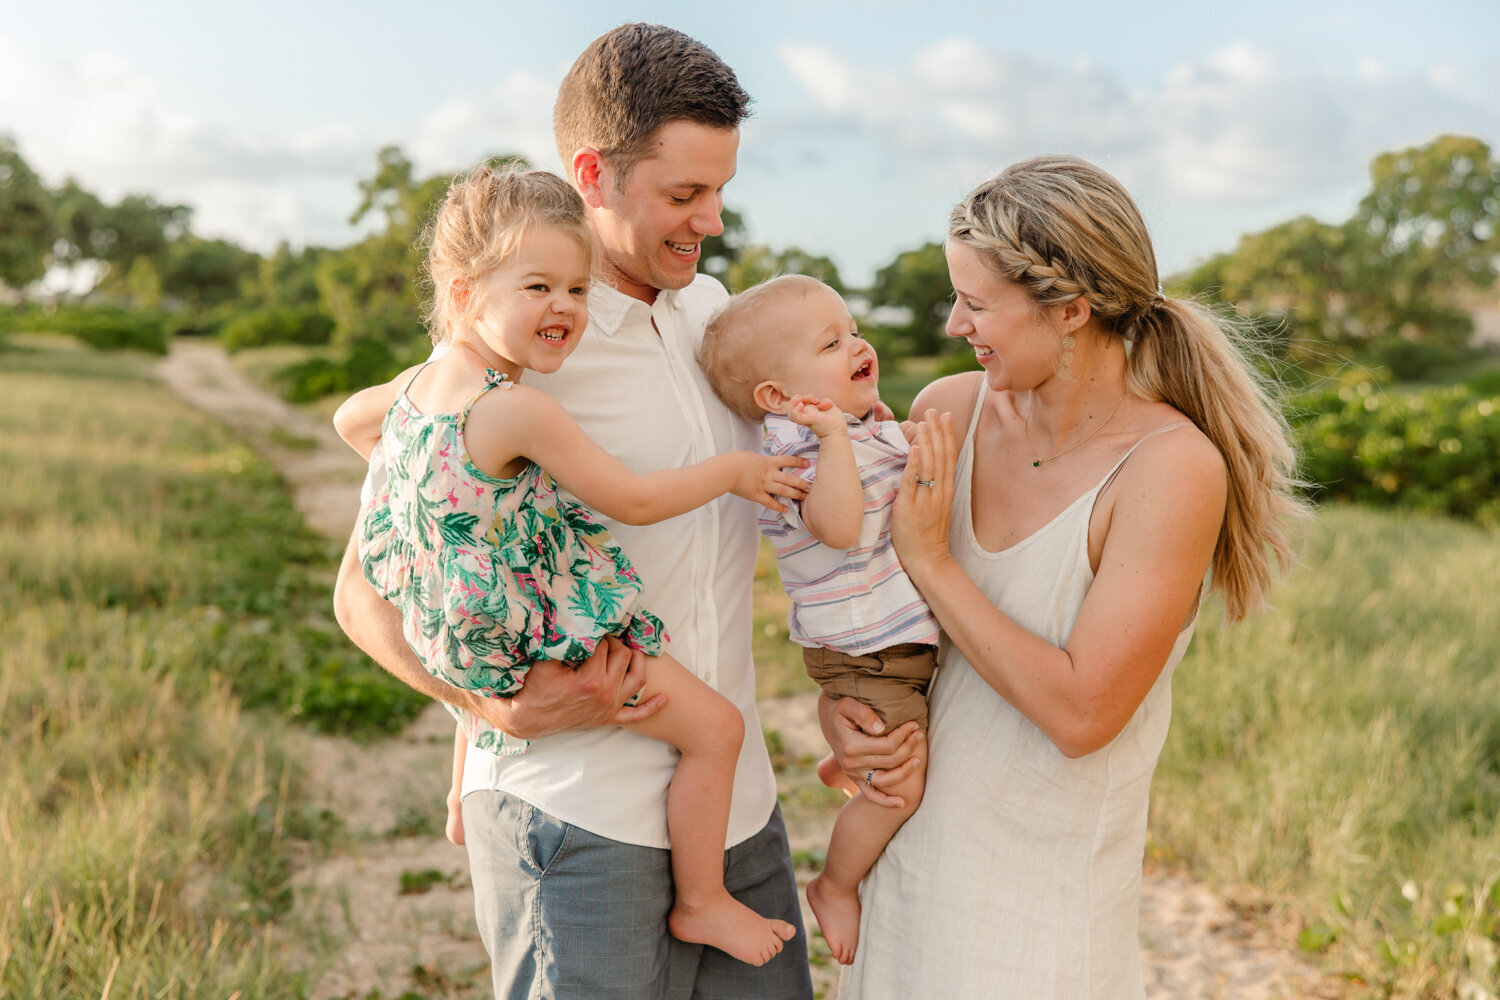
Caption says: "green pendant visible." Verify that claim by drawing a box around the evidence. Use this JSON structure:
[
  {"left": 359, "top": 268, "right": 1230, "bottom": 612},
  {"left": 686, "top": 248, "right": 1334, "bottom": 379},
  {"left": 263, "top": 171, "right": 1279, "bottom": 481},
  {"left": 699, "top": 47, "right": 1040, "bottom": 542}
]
[{"left": 1032, "top": 460, "right": 1041, "bottom": 468}]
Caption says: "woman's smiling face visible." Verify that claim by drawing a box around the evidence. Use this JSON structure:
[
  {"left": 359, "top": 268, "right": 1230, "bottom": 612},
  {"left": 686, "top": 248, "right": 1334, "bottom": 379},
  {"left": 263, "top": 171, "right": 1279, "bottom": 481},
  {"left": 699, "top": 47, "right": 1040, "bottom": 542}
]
[{"left": 945, "top": 241, "right": 1062, "bottom": 392}]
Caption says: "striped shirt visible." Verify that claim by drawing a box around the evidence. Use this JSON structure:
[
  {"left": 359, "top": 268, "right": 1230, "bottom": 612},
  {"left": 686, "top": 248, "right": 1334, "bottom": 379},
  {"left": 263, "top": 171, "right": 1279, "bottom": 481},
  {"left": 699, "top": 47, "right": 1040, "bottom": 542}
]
[{"left": 759, "top": 413, "right": 939, "bottom": 655}]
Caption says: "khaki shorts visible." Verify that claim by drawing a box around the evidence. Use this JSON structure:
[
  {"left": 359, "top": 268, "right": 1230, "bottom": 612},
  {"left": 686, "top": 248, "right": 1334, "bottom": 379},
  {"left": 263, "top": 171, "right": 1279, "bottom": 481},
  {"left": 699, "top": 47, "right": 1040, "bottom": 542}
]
[{"left": 802, "top": 642, "right": 938, "bottom": 732}]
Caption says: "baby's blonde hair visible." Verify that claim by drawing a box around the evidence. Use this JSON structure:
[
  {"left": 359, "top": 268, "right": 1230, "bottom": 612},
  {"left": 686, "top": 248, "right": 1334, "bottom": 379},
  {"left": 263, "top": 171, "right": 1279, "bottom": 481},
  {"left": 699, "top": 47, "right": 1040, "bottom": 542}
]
[
  {"left": 422, "top": 165, "right": 595, "bottom": 342},
  {"left": 698, "top": 274, "right": 826, "bottom": 423}
]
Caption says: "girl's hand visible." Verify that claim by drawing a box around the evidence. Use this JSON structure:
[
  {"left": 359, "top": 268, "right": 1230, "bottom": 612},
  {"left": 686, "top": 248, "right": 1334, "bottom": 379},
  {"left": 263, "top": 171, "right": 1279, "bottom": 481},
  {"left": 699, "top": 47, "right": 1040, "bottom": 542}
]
[
  {"left": 787, "top": 394, "right": 846, "bottom": 439},
  {"left": 732, "top": 452, "right": 810, "bottom": 513},
  {"left": 893, "top": 409, "right": 959, "bottom": 582}
]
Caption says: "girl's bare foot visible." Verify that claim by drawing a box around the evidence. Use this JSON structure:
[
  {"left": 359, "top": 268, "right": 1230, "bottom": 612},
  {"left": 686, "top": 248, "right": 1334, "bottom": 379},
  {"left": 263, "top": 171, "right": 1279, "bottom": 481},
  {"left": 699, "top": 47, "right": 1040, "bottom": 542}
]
[
  {"left": 669, "top": 892, "right": 797, "bottom": 967},
  {"left": 806, "top": 872, "right": 861, "bottom": 965}
]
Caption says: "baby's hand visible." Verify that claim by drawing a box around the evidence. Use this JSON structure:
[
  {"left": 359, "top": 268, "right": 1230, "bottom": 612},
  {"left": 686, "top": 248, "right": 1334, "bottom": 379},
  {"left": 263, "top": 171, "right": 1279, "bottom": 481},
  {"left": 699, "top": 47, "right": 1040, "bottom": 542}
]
[
  {"left": 732, "top": 452, "right": 810, "bottom": 513},
  {"left": 787, "top": 395, "right": 847, "bottom": 438}
]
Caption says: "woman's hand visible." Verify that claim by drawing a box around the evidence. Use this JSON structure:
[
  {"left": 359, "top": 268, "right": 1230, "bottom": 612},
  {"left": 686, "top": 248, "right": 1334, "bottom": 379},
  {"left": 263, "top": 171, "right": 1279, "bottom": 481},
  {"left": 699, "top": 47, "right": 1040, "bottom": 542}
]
[
  {"left": 817, "top": 694, "right": 924, "bottom": 808},
  {"left": 893, "top": 409, "right": 959, "bottom": 583}
]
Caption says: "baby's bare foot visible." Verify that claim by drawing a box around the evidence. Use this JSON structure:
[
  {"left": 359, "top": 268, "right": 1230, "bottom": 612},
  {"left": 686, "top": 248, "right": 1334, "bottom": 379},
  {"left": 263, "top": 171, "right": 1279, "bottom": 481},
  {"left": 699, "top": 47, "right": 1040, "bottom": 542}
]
[
  {"left": 669, "top": 892, "right": 797, "bottom": 967},
  {"left": 806, "top": 873, "right": 861, "bottom": 965},
  {"left": 816, "top": 752, "right": 859, "bottom": 797}
]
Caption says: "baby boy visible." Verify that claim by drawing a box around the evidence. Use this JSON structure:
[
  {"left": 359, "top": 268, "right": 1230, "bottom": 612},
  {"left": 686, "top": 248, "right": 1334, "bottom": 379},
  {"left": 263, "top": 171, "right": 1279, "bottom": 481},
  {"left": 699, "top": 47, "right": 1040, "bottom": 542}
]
[{"left": 697, "top": 274, "right": 939, "bottom": 965}]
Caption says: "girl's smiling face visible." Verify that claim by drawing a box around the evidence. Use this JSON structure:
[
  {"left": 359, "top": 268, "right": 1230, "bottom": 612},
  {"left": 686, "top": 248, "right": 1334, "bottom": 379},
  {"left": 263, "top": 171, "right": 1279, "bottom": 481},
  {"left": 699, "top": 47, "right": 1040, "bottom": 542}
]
[{"left": 470, "top": 225, "right": 592, "bottom": 378}]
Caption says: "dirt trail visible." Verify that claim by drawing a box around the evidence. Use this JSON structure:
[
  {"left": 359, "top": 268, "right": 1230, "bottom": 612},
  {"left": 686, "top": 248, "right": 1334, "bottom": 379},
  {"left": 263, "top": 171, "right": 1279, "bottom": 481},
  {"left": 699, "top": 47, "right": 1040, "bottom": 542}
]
[{"left": 157, "top": 339, "right": 1345, "bottom": 999}]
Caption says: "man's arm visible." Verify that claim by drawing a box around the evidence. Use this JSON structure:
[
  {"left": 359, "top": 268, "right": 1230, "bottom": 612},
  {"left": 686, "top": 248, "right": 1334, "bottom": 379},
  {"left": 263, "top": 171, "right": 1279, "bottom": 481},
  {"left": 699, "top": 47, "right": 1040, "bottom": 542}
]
[{"left": 332, "top": 528, "right": 664, "bottom": 740}]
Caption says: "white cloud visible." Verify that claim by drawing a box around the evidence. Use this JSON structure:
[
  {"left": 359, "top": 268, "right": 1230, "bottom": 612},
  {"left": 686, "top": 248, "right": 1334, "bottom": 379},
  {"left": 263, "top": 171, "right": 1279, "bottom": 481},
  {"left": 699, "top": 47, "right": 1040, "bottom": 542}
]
[
  {"left": 410, "top": 72, "right": 560, "bottom": 176},
  {"left": 0, "top": 34, "right": 558, "bottom": 252},
  {"left": 778, "top": 37, "right": 1500, "bottom": 209}
]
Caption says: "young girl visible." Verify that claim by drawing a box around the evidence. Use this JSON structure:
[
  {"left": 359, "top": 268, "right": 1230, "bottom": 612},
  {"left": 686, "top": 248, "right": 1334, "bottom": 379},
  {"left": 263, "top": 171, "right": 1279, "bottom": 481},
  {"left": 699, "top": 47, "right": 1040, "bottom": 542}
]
[{"left": 333, "top": 165, "right": 803, "bottom": 967}]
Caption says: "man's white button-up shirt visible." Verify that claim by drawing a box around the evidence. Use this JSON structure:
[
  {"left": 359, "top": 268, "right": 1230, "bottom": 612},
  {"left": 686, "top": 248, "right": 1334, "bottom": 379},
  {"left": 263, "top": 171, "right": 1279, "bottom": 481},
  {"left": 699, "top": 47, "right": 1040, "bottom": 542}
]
[{"left": 456, "top": 274, "right": 775, "bottom": 849}]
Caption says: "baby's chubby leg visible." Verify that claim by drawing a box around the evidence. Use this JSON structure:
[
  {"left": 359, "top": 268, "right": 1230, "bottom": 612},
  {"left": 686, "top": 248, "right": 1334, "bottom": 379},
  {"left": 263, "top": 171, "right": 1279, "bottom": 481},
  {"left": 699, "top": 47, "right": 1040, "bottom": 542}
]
[
  {"left": 807, "top": 744, "right": 927, "bottom": 965},
  {"left": 623, "top": 653, "right": 797, "bottom": 967}
]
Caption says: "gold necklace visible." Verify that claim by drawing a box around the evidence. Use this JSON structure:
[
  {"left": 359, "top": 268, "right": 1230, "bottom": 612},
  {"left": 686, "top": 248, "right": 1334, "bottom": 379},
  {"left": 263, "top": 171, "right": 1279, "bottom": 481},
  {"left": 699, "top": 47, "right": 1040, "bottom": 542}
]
[{"left": 1022, "top": 391, "right": 1127, "bottom": 468}]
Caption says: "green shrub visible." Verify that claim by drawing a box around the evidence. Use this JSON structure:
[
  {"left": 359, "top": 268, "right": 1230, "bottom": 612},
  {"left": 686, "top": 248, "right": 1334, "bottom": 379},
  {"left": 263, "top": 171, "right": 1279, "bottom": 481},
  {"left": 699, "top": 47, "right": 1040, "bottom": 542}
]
[
  {"left": 3, "top": 304, "right": 169, "bottom": 353},
  {"left": 1291, "top": 380, "right": 1500, "bottom": 524},
  {"left": 277, "top": 336, "right": 425, "bottom": 402},
  {"left": 220, "top": 304, "right": 335, "bottom": 352},
  {"left": 1360, "top": 337, "right": 1477, "bottom": 381}
]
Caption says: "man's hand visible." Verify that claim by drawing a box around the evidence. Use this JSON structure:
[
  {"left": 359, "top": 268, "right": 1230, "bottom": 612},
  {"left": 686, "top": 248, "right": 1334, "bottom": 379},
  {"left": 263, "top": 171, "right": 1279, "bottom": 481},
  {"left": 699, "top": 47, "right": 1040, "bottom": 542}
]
[
  {"left": 335, "top": 526, "right": 665, "bottom": 741},
  {"left": 817, "top": 694, "right": 923, "bottom": 808},
  {"left": 476, "top": 638, "right": 665, "bottom": 741}
]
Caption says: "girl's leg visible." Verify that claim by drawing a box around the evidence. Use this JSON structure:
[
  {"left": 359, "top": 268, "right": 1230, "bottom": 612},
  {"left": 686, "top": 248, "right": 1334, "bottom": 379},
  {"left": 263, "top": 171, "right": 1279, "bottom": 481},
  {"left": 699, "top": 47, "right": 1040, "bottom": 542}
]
[
  {"left": 806, "top": 752, "right": 927, "bottom": 965},
  {"left": 623, "top": 653, "right": 797, "bottom": 967},
  {"left": 446, "top": 721, "right": 467, "bottom": 846}
]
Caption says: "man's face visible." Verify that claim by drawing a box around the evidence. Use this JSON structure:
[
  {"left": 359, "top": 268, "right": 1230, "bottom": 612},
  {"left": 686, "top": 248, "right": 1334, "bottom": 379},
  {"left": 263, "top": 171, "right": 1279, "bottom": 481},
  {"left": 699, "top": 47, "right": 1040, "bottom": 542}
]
[{"left": 591, "top": 121, "right": 739, "bottom": 303}]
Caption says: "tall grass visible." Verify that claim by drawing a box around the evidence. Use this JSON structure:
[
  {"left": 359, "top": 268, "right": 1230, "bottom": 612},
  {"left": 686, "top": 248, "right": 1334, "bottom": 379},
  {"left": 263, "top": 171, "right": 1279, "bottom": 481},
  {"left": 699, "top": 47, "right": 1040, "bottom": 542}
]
[
  {"left": 0, "top": 337, "right": 412, "bottom": 997},
  {"left": 1155, "top": 506, "right": 1500, "bottom": 998}
]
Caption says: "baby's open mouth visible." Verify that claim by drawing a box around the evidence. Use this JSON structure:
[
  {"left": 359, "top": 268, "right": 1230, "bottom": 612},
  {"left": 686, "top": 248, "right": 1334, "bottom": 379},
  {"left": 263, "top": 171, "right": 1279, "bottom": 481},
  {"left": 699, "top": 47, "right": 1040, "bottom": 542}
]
[{"left": 853, "top": 361, "right": 873, "bottom": 379}]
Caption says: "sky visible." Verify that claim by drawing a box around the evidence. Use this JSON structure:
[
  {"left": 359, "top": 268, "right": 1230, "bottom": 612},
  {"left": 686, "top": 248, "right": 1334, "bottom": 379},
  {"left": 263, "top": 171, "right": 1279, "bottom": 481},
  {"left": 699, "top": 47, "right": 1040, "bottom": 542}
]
[{"left": 3, "top": 0, "right": 1498, "bottom": 286}]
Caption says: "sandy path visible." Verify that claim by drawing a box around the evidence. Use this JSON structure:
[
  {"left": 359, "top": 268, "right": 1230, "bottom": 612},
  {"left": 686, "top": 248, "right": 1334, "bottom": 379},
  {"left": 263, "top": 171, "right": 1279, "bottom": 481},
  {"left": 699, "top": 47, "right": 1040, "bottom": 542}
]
[{"left": 157, "top": 339, "right": 1346, "bottom": 999}]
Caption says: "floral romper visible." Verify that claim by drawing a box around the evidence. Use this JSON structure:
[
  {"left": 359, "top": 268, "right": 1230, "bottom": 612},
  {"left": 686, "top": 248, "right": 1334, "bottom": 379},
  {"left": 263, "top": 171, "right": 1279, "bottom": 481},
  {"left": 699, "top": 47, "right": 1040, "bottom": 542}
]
[{"left": 359, "top": 367, "right": 667, "bottom": 756}]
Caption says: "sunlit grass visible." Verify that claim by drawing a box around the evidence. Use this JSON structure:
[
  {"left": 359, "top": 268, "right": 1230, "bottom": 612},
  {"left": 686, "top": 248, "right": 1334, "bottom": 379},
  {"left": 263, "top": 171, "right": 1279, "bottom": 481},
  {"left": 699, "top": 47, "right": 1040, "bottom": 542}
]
[
  {"left": 1155, "top": 506, "right": 1500, "bottom": 998},
  {"left": 0, "top": 337, "right": 416, "bottom": 997}
]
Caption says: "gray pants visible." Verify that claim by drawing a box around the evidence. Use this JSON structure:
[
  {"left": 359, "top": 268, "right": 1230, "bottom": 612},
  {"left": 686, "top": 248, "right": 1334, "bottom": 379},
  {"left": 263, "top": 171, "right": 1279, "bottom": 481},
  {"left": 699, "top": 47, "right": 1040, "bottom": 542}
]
[{"left": 464, "top": 790, "right": 813, "bottom": 1000}]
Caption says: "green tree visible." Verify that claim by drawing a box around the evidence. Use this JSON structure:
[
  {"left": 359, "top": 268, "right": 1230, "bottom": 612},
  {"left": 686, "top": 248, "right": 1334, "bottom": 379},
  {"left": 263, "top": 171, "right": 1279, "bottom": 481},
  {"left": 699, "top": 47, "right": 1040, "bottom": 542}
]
[
  {"left": 248, "top": 242, "right": 325, "bottom": 307},
  {"left": 160, "top": 236, "right": 260, "bottom": 311},
  {"left": 724, "top": 244, "right": 844, "bottom": 294},
  {"left": 0, "top": 136, "right": 58, "bottom": 290},
  {"left": 125, "top": 256, "right": 164, "bottom": 308},
  {"left": 1176, "top": 134, "right": 1500, "bottom": 376},
  {"left": 700, "top": 205, "right": 747, "bottom": 282},
  {"left": 867, "top": 241, "right": 952, "bottom": 355},
  {"left": 1174, "top": 216, "right": 1349, "bottom": 358},
  {"left": 1348, "top": 134, "right": 1500, "bottom": 346}
]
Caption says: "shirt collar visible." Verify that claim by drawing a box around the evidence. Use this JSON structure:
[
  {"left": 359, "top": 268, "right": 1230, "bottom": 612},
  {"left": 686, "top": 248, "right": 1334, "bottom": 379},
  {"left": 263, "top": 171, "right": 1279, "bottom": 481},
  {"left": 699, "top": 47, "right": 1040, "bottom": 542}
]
[
  {"left": 764, "top": 408, "right": 879, "bottom": 434},
  {"left": 588, "top": 281, "right": 684, "bottom": 337}
]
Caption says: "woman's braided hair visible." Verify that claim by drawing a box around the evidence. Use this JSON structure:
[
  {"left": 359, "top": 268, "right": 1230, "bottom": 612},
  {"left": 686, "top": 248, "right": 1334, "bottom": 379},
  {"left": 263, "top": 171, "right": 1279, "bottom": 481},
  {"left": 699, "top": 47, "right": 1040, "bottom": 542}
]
[{"left": 950, "top": 155, "right": 1308, "bottom": 621}]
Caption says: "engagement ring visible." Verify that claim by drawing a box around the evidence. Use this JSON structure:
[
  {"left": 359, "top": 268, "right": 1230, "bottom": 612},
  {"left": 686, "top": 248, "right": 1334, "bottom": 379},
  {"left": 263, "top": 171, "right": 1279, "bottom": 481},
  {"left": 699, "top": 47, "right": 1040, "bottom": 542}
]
[
  {"left": 916, "top": 478, "right": 936, "bottom": 488},
  {"left": 864, "top": 770, "right": 874, "bottom": 787}
]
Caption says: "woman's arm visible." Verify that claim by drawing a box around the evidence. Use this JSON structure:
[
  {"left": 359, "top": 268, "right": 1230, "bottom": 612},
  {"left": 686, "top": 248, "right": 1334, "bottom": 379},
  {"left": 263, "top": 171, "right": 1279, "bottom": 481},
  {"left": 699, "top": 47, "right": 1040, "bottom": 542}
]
[
  {"left": 895, "top": 411, "right": 1226, "bottom": 758},
  {"left": 466, "top": 386, "right": 808, "bottom": 524}
]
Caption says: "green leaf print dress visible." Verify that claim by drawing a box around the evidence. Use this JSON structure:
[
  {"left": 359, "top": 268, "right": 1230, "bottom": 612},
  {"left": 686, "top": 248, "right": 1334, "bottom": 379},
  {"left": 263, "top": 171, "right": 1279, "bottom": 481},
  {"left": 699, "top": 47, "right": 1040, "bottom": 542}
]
[{"left": 358, "top": 369, "right": 666, "bottom": 756}]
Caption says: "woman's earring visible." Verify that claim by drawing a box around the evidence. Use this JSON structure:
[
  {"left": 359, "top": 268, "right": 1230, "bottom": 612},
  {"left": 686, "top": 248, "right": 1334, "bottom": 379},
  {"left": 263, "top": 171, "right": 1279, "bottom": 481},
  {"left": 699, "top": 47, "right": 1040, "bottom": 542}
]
[{"left": 1058, "top": 334, "right": 1077, "bottom": 378}]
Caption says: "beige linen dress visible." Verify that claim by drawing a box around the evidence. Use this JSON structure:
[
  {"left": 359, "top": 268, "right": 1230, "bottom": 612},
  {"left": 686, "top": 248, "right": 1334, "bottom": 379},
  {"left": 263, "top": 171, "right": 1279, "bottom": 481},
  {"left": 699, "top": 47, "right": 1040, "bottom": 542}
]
[{"left": 842, "top": 398, "right": 1197, "bottom": 999}]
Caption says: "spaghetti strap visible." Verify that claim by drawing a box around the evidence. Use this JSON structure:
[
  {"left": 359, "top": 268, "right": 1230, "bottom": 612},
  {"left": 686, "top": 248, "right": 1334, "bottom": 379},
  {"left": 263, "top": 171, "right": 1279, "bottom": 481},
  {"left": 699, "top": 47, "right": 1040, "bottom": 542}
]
[
  {"left": 400, "top": 361, "right": 434, "bottom": 397},
  {"left": 457, "top": 368, "right": 513, "bottom": 438},
  {"left": 1098, "top": 421, "right": 1195, "bottom": 496}
]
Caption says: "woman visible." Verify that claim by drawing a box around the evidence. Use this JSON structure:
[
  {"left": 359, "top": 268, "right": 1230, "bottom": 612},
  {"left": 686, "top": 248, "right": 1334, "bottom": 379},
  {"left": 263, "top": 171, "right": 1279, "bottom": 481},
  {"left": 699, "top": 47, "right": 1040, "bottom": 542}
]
[{"left": 824, "top": 155, "right": 1307, "bottom": 997}]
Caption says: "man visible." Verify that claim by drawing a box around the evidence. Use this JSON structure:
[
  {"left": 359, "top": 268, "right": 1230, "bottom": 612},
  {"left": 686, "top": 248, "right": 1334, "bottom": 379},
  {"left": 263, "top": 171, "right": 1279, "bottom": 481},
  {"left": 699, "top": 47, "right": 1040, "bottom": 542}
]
[{"left": 333, "top": 23, "right": 814, "bottom": 1000}]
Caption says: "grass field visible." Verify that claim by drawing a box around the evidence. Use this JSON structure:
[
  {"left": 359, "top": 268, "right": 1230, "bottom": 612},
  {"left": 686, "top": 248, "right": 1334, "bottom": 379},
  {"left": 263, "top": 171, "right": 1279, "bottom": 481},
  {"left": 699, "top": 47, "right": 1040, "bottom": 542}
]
[
  {"left": 1155, "top": 507, "right": 1500, "bottom": 997},
  {"left": 0, "top": 336, "right": 423, "bottom": 998},
  {"left": 6, "top": 335, "right": 1498, "bottom": 998}
]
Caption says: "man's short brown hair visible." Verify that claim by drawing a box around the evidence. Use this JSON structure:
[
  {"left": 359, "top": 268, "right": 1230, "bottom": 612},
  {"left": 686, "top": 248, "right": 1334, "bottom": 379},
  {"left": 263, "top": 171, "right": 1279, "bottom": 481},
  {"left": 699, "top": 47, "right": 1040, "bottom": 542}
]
[{"left": 553, "top": 23, "right": 751, "bottom": 183}]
